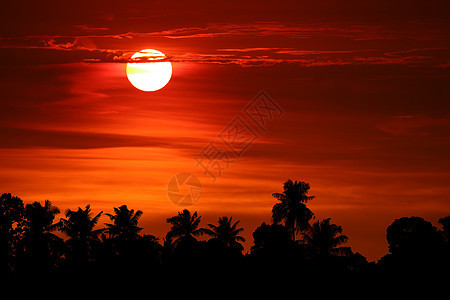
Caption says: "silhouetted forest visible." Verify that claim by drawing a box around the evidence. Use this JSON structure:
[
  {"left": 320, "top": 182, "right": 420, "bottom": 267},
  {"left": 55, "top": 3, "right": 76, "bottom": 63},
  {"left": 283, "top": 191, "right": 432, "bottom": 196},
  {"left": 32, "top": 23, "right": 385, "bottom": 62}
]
[{"left": 1, "top": 180, "right": 449, "bottom": 285}]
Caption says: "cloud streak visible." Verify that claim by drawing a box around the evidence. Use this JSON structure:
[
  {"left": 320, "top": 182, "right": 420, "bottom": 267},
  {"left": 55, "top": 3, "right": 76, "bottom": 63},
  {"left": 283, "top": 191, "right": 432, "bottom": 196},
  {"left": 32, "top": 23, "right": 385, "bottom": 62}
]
[
  {"left": 0, "top": 126, "right": 204, "bottom": 150},
  {"left": 2, "top": 21, "right": 448, "bottom": 67}
]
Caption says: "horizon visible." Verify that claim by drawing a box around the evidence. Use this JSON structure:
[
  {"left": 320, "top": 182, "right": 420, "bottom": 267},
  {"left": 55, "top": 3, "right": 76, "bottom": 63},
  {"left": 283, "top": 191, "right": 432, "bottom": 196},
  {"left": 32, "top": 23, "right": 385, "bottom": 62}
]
[{"left": 4, "top": 185, "right": 448, "bottom": 263}]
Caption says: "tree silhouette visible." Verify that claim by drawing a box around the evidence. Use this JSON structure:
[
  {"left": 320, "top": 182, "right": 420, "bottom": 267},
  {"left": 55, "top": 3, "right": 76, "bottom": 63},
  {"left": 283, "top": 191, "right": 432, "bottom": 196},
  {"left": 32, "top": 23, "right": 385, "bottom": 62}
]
[
  {"left": 0, "top": 191, "right": 449, "bottom": 280},
  {"left": 439, "top": 216, "right": 450, "bottom": 243},
  {"left": 162, "top": 232, "right": 175, "bottom": 253},
  {"left": 22, "top": 201, "right": 60, "bottom": 237},
  {"left": 248, "top": 222, "right": 308, "bottom": 276},
  {"left": 105, "top": 205, "right": 143, "bottom": 241},
  {"left": 59, "top": 205, "right": 103, "bottom": 266},
  {"left": 250, "top": 222, "right": 293, "bottom": 254},
  {"left": 381, "top": 216, "right": 446, "bottom": 274},
  {"left": 19, "top": 200, "right": 64, "bottom": 272},
  {"left": 166, "top": 209, "right": 203, "bottom": 245},
  {"left": 386, "top": 216, "right": 441, "bottom": 256},
  {"left": 135, "top": 234, "right": 162, "bottom": 266},
  {"left": 0, "top": 193, "right": 24, "bottom": 273},
  {"left": 203, "top": 216, "right": 245, "bottom": 251},
  {"left": 438, "top": 216, "right": 450, "bottom": 270},
  {"left": 272, "top": 179, "right": 314, "bottom": 240},
  {"left": 102, "top": 205, "right": 147, "bottom": 272},
  {"left": 302, "top": 218, "right": 351, "bottom": 258}
]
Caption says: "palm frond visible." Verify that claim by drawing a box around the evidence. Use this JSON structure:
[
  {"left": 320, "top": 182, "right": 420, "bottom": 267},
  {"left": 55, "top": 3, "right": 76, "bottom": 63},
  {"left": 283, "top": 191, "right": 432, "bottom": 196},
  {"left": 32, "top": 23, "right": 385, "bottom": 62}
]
[
  {"left": 331, "top": 246, "right": 353, "bottom": 257},
  {"left": 333, "top": 235, "right": 349, "bottom": 246},
  {"left": 235, "top": 236, "right": 246, "bottom": 242},
  {"left": 202, "top": 228, "right": 217, "bottom": 237},
  {"left": 91, "top": 211, "right": 103, "bottom": 226}
]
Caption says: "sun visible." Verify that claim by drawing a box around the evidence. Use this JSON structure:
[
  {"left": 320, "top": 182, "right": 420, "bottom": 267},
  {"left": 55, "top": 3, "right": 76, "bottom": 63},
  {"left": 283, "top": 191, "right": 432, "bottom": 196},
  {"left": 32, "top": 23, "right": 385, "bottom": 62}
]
[{"left": 126, "top": 49, "right": 172, "bottom": 91}]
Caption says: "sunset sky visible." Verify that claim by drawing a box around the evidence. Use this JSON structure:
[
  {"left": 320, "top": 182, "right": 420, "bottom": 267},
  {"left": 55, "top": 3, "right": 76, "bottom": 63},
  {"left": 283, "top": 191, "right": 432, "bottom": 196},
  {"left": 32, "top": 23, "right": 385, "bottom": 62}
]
[{"left": 1, "top": 0, "right": 449, "bottom": 261}]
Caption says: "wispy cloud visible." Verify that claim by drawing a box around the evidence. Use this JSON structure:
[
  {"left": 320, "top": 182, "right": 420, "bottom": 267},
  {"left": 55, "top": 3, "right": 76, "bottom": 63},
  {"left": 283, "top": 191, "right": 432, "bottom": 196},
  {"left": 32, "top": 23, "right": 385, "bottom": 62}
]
[
  {"left": 376, "top": 115, "right": 450, "bottom": 136},
  {"left": 0, "top": 126, "right": 204, "bottom": 150},
  {"left": 2, "top": 22, "right": 449, "bottom": 67},
  {"left": 73, "top": 24, "right": 110, "bottom": 32}
]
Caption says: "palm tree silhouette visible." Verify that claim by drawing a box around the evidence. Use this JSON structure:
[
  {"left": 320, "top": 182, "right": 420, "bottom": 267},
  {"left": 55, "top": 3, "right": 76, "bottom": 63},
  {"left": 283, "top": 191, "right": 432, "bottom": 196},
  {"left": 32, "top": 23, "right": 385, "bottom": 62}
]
[
  {"left": 59, "top": 205, "right": 103, "bottom": 265},
  {"left": 21, "top": 200, "right": 63, "bottom": 270},
  {"left": 23, "top": 200, "right": 60, "bottom": 235},
  {"left": 272, "top": 179, "right": 314, "bottom": 240},
  {"left": 166, "top": 209, "right": 203, "bottom": 246},
  {"left": 302, "top": 218, "right": 351, "bottom": 257},
  {"left": 105, "top": 205, "right": 143, "bottom": 241},
  {"left": 203, "top": 216, "right": 245, "bottom": 251}
]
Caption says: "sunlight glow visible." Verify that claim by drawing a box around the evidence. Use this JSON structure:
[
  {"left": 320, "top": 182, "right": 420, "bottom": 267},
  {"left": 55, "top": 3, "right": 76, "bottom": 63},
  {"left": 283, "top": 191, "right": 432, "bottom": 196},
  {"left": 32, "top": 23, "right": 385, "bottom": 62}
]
[{"left": 126, "top": 49, "right": 172, "bottom": 92}]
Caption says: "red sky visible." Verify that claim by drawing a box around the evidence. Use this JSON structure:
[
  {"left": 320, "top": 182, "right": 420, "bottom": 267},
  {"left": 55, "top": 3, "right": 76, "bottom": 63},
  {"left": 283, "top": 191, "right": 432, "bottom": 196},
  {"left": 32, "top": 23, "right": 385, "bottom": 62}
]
[{"left": 1, "top": 0, "right": 449, "bottom": 261}]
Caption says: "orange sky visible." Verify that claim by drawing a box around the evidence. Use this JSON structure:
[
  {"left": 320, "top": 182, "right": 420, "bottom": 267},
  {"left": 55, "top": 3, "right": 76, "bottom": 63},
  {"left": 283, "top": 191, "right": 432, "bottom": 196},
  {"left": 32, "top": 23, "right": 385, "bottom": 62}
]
[{"left": 1, "top": 0, "right": 450, "bottom": 261}]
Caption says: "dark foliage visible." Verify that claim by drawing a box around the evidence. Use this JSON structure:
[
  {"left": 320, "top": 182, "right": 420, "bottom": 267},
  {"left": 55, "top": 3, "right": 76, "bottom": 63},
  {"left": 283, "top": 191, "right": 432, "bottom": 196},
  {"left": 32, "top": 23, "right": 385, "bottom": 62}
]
[{"left": 1, "top": 179, "right": 449, "bottom": 285}]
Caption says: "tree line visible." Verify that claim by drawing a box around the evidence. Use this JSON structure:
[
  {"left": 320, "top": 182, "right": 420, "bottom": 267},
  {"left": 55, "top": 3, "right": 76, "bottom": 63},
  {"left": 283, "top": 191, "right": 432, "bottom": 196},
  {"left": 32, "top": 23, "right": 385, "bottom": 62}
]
[{"left": 1, "top": 179, "right": 449, "bottom": 282}]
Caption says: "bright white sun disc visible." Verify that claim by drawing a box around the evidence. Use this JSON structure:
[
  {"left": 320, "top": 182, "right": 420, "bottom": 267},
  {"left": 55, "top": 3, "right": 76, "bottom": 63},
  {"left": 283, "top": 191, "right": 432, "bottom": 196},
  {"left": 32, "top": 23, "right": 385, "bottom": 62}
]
[{"left": 126, "top": 49, "right": 172, "bottom": 91}]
